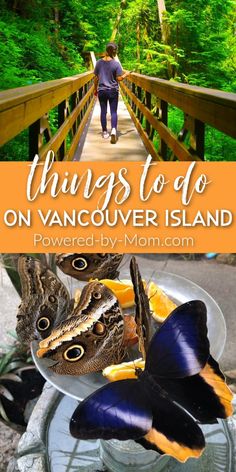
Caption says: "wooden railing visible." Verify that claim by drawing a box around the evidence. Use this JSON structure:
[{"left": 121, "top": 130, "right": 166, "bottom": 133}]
[
  {"left": 0, "top": 71, "right": 95, "bottom": 160},
  {"left": 120, "top": 74, "right": 236, "bottom": 160}
]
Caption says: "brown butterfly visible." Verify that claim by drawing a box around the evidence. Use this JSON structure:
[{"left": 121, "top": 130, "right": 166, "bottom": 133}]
[
  {"left": 16, "top": 255, "right": 73, "bottom": 345},
  {"left": 55, "top": 253, "right": 123, "bottom": 281},
  {"left": 36, "top": 257, "right": 152, "bottom": 376},
  {"left": 36, "top": 281, "right": 126, "bottom": 375}
]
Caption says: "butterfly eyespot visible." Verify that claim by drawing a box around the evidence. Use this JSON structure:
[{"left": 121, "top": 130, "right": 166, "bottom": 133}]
[
  {"left": 40, "top": 304, "right": 47, "bottom": 312},
  {"left": 72, "top": 257, "right": 88, "bottom": 271},
  {"left": 48, "top": 295, "right": 56, "bottom": 303},
  {"left": 93, "top": 291, "right": 102, "bottom": 300},
  {"left": 93, "top": 321, "right": 106, "bottom": 336},
  {"left": 37, "top": 317, "right": 51, "bottom": 331},
  {"left": 63, "top": 345, "right": 85, "bottom": 362}
]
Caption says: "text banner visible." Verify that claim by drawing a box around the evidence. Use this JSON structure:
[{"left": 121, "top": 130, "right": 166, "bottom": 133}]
[{"left": 0, "top": 157, "right": 235, "bottom": 253}]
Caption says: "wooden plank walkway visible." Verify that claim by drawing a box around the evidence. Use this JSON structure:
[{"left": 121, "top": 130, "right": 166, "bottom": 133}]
[{"left": 74, "top": 96, "right": 147, "bottom": 161}]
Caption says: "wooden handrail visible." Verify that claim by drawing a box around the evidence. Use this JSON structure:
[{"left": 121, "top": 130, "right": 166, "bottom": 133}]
[
  {"left": 0, "top": 72, "right": 92, "bottom": 111},
  {"left": 121, "top": 73, "right": 236, "bottom": 160},
  {"left": 0, "top": 70, "right": 95, "bottom": 160}
]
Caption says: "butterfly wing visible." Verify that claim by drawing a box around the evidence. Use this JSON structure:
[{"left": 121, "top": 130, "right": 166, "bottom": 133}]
[
  {"left": 70, "top": 376, "right": 205, "bottom": 463},
  {"left": 16, "top": 255, "right": 71, "bottom": 344},
  {"left": 138, "top": 390, "right": 205, "bottom": 463},
  {"left": 56, "top": 253, "right": 123, "bottom": 281},
  {"left": 37, "top": 281, "right": 125, "bottom": 376},
  {"left": 199, "top": 355, "right": 233, "bottom": 417},
  {"left": 146, "top": 300, "right": 209, "bottom": 378},
  {"left": 130, "top": 257, "right": 150, "bottom": 359},
  {"left": 70, "top": 379, "right": 152, "bottom": 440},
  {"left": 156, "top": 355, "right": 233, "bottom": 423}
]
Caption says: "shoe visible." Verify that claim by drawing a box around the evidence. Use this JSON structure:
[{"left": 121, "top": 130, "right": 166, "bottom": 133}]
[
  {"left": 110, "top": 128, "right": 117, "bottom": 144},
  {"left": 103, "top": 131, "right": 110, "bottom": 139}
]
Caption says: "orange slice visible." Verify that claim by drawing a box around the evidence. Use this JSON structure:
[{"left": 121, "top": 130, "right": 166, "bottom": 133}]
[
  {"left": 123, "top": 314, "right": 138, "bottom": 347},
  {"left": 103, "top": 358, "right": 145, "bottom": 382},
  {"left": 99, "top": 278, "right": 146, "bottom": 309},
  {"left": 148, "top": 281, "right": 177, "bottom": 322}
]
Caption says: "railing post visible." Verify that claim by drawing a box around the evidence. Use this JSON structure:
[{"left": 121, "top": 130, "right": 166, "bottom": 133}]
[
  {"left": 78, "top": 87, "right": 83, "bottom": 124},
  {"left": 84, "top": 83, "right": 88, "bottom": 112},
  {"left": 126, "top": 79, "right": 132, "bottom": 107},
  {"left": 29, "top": 119, "right": 40, "bottom": 160},
  {"left": 179, "top": 114, "right": 205, "bottom": 159},
  {"left": 160, "top": 100, "right": 168, "bottom": 159},
  {"left": 58, "top": 100, "right": 67, "bottom": 160},
  {"left": 89, "top": 80, "right": 94, "bottom": 104},
  {"left": 132, "top": 83, "right": 136, "bottom": 114},
  {"left": 192, "top": 119, "right": 205, "bottom": 159},
  {"left": 71, "top": 92, "right": 77, "bottom": 136},
  {"left": 145, "top": 91, "right": 151, "bottom": 136},
  {"left": 137, "top": 86, "right": 142, "bottom": 121},
  {"left": 82, "top": 86, "right": 86, "bottom": 117}
]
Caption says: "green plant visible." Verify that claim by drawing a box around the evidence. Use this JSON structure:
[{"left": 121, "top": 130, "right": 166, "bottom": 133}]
[{"left": 0, "top": 332, "right": 45, "bottom": 431}]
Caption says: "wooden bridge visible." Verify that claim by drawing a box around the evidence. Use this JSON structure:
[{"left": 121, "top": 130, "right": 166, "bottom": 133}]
[{"left": 0, "top": 53, "right": 235, "bottom": 161}]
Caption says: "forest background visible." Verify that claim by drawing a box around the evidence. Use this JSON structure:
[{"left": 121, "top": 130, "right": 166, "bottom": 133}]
[{"left": 0, "top": 0, "right": 235, "bottom": 160}]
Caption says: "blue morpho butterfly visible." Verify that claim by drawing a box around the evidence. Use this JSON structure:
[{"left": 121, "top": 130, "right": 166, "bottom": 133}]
[{"left": 70, "top": 261, "right": 233, "bottom": 463}]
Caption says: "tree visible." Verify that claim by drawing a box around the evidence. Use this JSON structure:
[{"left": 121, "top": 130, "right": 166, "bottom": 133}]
[
  {"left": 157, "top": 0, "right": 168, "bottom": 44},
  {"left": 110, "top": 0, "right": 127, "bottom": 42}
]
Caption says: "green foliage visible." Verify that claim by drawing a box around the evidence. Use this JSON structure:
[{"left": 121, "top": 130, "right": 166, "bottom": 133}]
[
  {"left": 205, "top": 128, "right": 236, "bottom": 161},
  {"left": 0, "top": 332, "right": 42, "bottom": 431},
  {"left": 117, "top": 0, "right": 235, "bottom": 91},
  {"left": 0, "top": 333, "right": 31, "bottom": 377},
  {"left": 0, "top": 0, "right": 120, "bottom": 160},
  {"left": 0, "top": 0, "right": 119, "bottom": 92},
  {"left": 0, "top": 5, "right": 86, "bottom": 91},
  {"left": 0, "top": 130, "right": 28, "bottom": 161},
  {"left": 119, "top": 0, "right": 162, "bottom": 74},
  {"left": 0, "top": 0, "right": 120, "bottom": 87},
  {"left": 118, "top": 0, "right": 236, "bottom": 159}
]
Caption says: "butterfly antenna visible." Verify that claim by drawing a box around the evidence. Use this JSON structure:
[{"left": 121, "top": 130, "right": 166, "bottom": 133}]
[
  {"left": 146, "top": 270, "right": 158, "bottom": 312},
  {"left": 148, "top": 288, "right": 157, "bottom": 303}
]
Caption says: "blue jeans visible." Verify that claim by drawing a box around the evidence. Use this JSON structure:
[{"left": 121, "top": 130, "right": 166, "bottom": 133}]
[{"left": 98, "top": 89, "right": 119, "bottom": 131}]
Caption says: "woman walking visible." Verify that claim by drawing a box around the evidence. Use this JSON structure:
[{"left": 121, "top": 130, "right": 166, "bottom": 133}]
[{"left": 94, "top": 42, "right": 132, "bottom": 144}]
